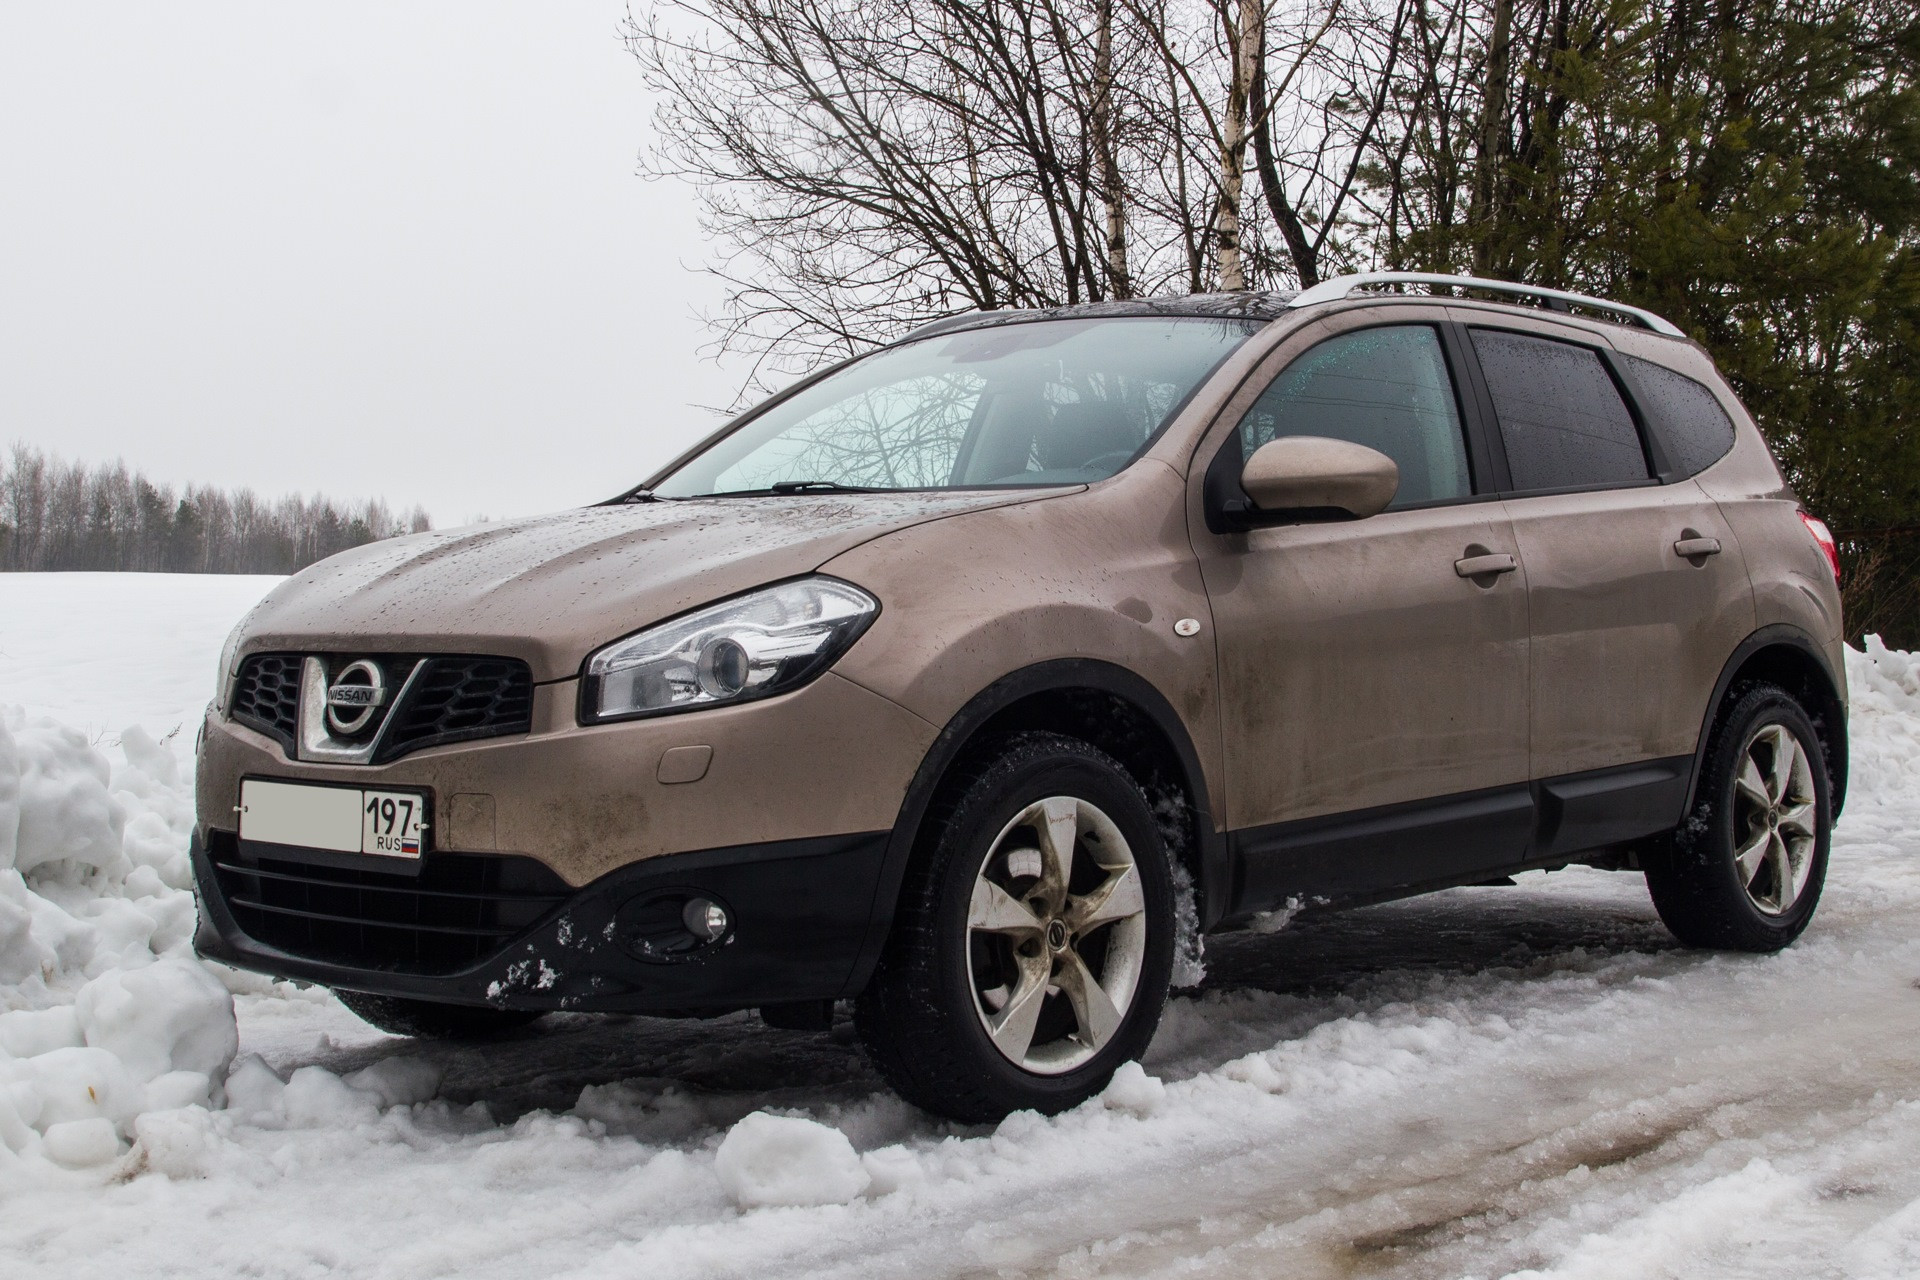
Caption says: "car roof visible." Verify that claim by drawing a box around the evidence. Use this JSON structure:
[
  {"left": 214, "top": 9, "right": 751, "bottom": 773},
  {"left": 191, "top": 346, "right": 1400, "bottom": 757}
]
[{"left": 896, "top": 273, "right": 1689, "bottom": 347}]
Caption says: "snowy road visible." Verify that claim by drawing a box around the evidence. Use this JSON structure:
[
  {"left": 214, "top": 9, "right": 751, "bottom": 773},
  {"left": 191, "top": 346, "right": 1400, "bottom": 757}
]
[{"left": 4, "top": 575, "right": 1919, "bottom": 1278}]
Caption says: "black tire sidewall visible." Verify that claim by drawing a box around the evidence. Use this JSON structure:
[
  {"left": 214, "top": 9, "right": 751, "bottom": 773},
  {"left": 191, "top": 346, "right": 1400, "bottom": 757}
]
[
  {"left": 1670, "top": 685, "right": 1832, "bottom": 948},
  {"left": 927, "top": 736, "right": 1175, "bottom": 1114}
]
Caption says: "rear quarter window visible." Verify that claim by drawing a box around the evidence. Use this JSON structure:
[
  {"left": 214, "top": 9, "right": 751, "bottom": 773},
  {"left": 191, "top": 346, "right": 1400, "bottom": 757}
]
[{"left": 1621, "top": 355, "right": 1739, "bottom": 478}]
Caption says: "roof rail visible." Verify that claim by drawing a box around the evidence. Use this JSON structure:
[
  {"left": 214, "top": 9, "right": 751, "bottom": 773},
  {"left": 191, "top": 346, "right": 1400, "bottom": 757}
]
[{"left": 1288, "top": 271, "right": 1686, "bottom": 338}]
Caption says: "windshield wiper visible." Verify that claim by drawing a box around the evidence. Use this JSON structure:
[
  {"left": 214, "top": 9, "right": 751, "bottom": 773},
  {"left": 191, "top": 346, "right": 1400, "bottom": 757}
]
[
  {"left": 687, "top": 480, "right": 884, "bottom": 498},
  {"left": 766, "top": 480, "right": 878, "bottom": 494}
]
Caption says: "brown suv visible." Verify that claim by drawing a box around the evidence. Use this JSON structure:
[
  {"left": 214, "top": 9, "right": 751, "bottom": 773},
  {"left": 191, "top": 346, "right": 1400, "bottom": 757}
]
[{"left": 194, "top": 273, "right": 1847, "bottom": 1121}]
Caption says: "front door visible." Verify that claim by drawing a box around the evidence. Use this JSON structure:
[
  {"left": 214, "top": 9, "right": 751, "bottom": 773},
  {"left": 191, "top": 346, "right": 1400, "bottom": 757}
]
[{"left": 1190, "top": 317, "right": 1533, "bottom": 916}]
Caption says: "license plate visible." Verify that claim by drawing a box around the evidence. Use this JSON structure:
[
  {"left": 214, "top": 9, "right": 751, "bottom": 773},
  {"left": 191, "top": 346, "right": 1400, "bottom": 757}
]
[{"left": 239, "top": 779, "right": 428, "bottom": 860}]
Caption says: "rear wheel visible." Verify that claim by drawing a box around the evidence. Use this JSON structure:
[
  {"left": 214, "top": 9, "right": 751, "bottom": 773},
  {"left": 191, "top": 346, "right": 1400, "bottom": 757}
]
[
  {"left": 856, "top": 732, "right": 1175, "bottom": 1122},
  {"left": 332, "top": 989, "right": 543, "bottom": 1039},
  {"left": 1644, "top": 683, "right": 1831, "bottom": 951}
]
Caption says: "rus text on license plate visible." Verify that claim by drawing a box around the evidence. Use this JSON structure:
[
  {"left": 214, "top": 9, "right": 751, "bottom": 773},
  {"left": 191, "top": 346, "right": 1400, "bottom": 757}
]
[{"left": 238, "top": 779, "right": 428, "bottom": 860}]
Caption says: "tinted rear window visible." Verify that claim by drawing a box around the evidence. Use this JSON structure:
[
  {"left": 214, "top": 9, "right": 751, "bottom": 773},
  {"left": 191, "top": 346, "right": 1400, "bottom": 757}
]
[
  {"left": 1471, "top": 329, "right": 1650, "bottom": 492},
  {"left": 1622, "top": 355, "right": 1738, "bottom": 477}
]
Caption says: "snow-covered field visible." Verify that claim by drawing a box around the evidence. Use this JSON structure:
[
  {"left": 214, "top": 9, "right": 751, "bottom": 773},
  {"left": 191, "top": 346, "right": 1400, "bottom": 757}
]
[{"left": 4, "top": 571, "right": 1920, "bottom": 1278}]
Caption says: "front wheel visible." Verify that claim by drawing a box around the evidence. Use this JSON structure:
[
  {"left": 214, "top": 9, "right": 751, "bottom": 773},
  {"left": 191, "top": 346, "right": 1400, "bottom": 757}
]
[
  {"left": 856, "top": 732, "right": 1175, "bottom": 1122},
  {"left": 1644, "top": 683, "right": 1832, "bottom": 952}
]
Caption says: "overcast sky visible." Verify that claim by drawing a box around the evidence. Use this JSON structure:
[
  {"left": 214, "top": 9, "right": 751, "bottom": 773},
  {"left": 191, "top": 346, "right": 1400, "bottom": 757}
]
[{"left": 0, "top": 2, "right": 743, "bottom": 524}]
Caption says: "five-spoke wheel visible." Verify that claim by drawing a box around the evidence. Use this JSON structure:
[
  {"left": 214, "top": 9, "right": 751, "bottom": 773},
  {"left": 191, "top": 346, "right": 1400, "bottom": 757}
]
[
  {"left": 1646, "top": 682, "right": 1831, "bottom": 951},
  {"left": 967, "top": 795, "right": 1149, "bottom": 1073},
  {"left": 856, "top": 732, "right": 1174, "bottom": 1121},
  {"left": 1730, "top": 723, "right": 1819, "bottom": 915}
]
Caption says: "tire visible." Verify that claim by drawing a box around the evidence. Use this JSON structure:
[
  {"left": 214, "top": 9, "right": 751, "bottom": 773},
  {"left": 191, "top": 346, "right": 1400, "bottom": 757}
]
[
  {"left": 1644, "top": 682, "right": 1832, "bottom": 952},
  {"left": 332, "top": 989, "right": 544, "bottom": 1040},
  {"left": 855, "top": 731, "right": 1175, "bottom": 1122}
]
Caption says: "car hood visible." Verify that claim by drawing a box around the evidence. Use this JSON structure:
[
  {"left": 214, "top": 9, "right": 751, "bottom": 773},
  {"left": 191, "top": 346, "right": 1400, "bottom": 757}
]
[{"left": 233, "top": 491, "right": 1067, "bottom": 683}]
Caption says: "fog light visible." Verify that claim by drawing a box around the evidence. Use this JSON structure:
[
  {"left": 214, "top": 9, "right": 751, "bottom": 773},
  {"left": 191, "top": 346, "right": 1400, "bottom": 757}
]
[
  {"left": 683, "top": 897, "right": 729, "bottom": 941},
  {"left": 615, "top": 891, "right": 734, "bottom": 963}
]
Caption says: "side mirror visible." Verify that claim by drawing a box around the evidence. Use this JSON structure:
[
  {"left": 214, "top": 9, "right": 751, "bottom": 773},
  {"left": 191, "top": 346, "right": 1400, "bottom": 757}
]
[{"left": 1239, "top": 436, "right": 1399, "bottom": 521}]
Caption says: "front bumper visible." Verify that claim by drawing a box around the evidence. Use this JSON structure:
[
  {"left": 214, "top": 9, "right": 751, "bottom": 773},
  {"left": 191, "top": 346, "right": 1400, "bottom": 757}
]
[
  {"left": 196, "top": 670, "right": 938, "bottom": 886},
  {"left": 192, "top": 826, "right": 889, "bottom": 1012}
]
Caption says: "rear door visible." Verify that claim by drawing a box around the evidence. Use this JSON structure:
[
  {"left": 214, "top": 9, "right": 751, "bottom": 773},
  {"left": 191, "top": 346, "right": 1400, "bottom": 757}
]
[
  {"left": 1189, "top": 312, "right": 1534, "bottom": 913},
  {"left": 1459, "top": 319, "right": 1755, "bottom": 849}
]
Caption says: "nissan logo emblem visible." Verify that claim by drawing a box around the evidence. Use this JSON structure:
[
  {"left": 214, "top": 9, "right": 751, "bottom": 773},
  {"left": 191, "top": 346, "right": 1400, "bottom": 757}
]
[{"left": 325, "top": 659, "right": 388, "bottom": 736}]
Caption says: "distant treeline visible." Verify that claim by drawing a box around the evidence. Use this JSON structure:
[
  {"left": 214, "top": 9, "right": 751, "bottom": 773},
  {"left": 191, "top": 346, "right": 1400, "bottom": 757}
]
[{"left": 0, "top": 445, "right": 431, "bottom": 574}]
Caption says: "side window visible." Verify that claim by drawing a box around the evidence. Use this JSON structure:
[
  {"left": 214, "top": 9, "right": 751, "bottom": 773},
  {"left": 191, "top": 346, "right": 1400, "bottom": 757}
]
[
  {"left": 1470, "top": 329, "right": 1650, "bottom": 492},
  {"left": 1621, "top": 354, "right": 1738, "bottom": 478},
  {"left": 1237, "top": 326, "right": 1471, "bottom": 507}
]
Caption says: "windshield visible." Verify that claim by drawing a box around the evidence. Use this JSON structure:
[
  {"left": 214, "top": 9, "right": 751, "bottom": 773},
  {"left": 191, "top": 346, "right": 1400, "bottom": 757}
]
[{"left": 653, "top": 317, "right": 1260, "bottom": 497}]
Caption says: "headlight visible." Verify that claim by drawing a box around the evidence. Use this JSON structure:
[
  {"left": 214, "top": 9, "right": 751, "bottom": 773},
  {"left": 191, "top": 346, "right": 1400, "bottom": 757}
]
[{"left": 581, "top": 577, "right": 879, "bottom": 723}]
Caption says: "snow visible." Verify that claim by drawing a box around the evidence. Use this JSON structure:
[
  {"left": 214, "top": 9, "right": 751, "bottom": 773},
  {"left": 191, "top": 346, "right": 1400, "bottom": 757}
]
[
  {"left": 2, "top": 570, "right": 1920, "bottom": 1277},
  {"left": 1098, "top": 1059, "right": 1167, "bottom": 1117},
  {"left": 714, "top": 1112, "right": 871, "bottom": 1208},
  {"left": 0, "top": 572, "right": 281, "bottom": 740},
  {"left": 0, "top": 705, "right": 239, "bottom": 1171}
]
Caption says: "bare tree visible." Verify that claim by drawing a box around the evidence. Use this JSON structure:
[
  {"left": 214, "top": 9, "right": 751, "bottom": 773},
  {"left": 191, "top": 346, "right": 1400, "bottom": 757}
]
[
  {"left": 0, "top": 445, "right": 430, "bottom": 574},
  {"left": 631, "top": 0, "right": 1386, "bottom": 377},
  {"left": 632, "top": 0, "right": 1119, "bottom": 379},
  {"left": 1248, "top": 0, "right": 1411, "bottom": 285}
]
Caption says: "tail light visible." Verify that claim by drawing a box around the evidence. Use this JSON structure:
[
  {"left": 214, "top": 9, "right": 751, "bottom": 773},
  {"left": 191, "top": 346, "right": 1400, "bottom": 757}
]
[{"left": 1799, "top": 510, "right": 1841, "bottom": 583}]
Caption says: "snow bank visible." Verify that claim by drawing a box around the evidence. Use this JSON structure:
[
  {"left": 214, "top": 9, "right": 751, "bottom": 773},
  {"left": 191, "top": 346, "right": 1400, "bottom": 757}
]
[
  {"left": 0, "top": 709, "right": 238, "bottom": 1173},
  {"left": 1846, "top": 636, "right": 1920, "bottom": 802}
]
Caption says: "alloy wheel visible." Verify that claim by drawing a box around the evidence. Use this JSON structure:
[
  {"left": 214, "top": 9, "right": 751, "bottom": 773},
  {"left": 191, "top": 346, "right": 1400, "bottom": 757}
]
[
  {"left": 1732, "top": 723, "right": 1818, "bottom": 915},
  {"left": 966, "top": 795, "right": 1148, "bottom": 1074}
]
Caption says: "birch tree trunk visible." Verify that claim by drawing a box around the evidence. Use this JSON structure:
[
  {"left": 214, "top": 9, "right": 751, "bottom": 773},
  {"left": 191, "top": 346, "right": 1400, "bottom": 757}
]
[
  {"left": 1090, "top": 0, "right": 1133, "bottom": 297},
  {"left": 1214, "top": 0, "right": 1265, "bottom": 291}
]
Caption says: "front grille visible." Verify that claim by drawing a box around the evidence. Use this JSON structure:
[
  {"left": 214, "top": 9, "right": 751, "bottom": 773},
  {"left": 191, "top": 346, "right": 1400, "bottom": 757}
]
[
  {"left": 375, "top": 657, "right": 534, "bottom": 763},
  {"left": 231, "top": 654, "right": 301, "bottom": 749},
  {"left": 225, "top": 653, "right": 534, "bottom": 762},
  {"left": 209, "top": 831, "right": 571, "bottom": 974}
]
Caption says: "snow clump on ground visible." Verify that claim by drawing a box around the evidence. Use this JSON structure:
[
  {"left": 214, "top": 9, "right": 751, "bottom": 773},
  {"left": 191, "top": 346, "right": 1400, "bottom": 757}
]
[
  {"left": 0, "top": 709, "right": 237, "bottom": 1174},
  {"left": 714, "top": 1111, "right": 872, "bottom": 1208}
]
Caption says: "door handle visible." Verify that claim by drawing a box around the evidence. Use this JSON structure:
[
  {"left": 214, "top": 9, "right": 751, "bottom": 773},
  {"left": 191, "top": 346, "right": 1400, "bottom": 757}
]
[
  {"left": 1673, "top": 536, "right": 1722, "bottom": 559},
  {"left": 1454, "top": 552, "right": 1518, "bottom": 578}
]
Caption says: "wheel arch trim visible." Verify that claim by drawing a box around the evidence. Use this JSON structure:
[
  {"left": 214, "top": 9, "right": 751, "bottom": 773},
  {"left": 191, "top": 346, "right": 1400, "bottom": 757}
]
[
  {"left": 1688, "top": 624, "right": 1848, "bottom": 818},
  {"left": 841, "top": 659, "right": 1223, "bottom": 996}
]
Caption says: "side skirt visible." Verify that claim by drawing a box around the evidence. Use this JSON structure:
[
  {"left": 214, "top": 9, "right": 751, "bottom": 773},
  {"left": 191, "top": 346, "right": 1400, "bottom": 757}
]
[{"left": 1220, "top": 756, "right": 1691, "bottom": 925}]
